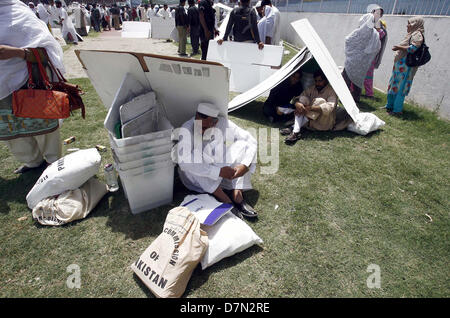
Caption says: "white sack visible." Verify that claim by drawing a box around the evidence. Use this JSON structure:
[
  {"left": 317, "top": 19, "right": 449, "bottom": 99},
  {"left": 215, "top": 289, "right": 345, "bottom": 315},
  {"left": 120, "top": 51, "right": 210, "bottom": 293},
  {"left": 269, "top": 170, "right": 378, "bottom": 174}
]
[
  {"left": 26, "top": 148, "right": 102, "bottom": 209},
  {"left": 347, "top": 112, "right": 385, "bottom": 135},
  {"left": 200, "top": 212, "right": 263, "bottom": 270}
]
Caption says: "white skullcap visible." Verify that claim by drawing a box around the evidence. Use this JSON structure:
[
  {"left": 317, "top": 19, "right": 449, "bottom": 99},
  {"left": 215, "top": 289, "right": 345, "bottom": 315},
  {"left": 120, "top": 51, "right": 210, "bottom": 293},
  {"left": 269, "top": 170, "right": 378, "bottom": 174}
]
[
  {"left": 255, "top": 1, "right": 262, "bottom": 8},
  {"left": 197, "top": 103, "right": 219, "bottom": 118},
  {"left": 367, "top": 4, "right": 383, "bottom": 13}
]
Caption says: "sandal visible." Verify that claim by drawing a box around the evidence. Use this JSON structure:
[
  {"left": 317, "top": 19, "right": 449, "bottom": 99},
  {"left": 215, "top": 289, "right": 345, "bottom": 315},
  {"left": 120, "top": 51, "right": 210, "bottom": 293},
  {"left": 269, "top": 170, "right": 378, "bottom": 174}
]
[
  {"left": 280, "top": 127, "right": 293, "bottom": 136},
  {"left": 284, "top": 132, "right": 301, "bottom": 145}
]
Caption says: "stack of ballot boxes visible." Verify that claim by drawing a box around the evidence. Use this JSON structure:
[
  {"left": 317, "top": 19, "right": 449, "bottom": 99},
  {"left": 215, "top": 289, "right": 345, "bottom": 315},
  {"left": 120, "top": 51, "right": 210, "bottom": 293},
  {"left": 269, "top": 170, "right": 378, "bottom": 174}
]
[{"left": 106, "top": 90, "right": 175, "bottom": 214}]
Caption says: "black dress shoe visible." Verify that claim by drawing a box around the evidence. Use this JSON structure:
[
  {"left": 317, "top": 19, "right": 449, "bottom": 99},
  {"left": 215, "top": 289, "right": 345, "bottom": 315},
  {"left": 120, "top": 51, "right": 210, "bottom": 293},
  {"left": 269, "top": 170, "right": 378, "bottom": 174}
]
[
  {"left": 13, "top": 161, "right": 47, "bottom": 174},
  {"left": 235, "top": 201, "right": 258, "bottom": 218}
]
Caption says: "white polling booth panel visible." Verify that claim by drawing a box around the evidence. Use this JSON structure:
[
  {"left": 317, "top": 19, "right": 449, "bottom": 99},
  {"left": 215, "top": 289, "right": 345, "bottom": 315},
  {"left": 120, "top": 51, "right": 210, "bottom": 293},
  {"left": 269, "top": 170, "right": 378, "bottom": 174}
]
[
  {"left": 142, "top": 56, "right": 230, "bottom": 128},
  {"left": 121, "top": 21, "right": 151, "bottom": 38},
  {"left": 207, "top": 41, "right": 283, "bottom": 93},
  {"left": 151, "top": 16, "right": 175, "bottom": 39},
  {"left": 213, "top": 3, "right": 233, "bottom": 40}
]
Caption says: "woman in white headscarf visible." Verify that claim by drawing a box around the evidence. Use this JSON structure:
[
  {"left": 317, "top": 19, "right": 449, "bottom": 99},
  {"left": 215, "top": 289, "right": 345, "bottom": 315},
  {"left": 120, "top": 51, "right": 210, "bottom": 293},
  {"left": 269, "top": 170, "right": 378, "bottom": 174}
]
[
  {"left": 385, "top": 16, "right": 425, "bottom": 115},
  {"left": 342, "top": 12, "right": 381, "bottom": 103},
  {"left": 0, "top": 0, "right": 65, "bottom": 174},
  {"left": 54, "top": 0, "right": 78, "bottom": 44}
]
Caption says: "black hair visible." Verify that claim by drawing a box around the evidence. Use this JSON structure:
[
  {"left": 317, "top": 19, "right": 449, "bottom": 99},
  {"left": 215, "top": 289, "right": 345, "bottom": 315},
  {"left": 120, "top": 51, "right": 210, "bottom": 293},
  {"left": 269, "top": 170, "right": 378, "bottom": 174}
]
[
  {"left": 313, "top": 69, "right": 327, "bottom": 82},
  {"left": 261, "top": 0, "right": 272, "bottom": 6}
]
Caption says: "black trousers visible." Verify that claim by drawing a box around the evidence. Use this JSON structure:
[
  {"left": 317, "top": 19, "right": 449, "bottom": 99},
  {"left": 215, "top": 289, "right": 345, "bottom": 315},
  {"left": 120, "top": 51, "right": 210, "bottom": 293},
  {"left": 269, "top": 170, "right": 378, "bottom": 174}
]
[
  {"left": 190, "top": 25, "right": 200, "bottom": 54},
  {"left": 200, "top": 28, "right": 214, "bottom": 60}
]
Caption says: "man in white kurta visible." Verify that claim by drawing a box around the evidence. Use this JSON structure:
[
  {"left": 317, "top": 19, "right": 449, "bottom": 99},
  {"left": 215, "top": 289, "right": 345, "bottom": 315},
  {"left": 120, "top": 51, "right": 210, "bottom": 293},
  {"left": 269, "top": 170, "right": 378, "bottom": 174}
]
[
  {"left": 157, "top": 4, "right": 171, "bottom": 19},
  {"left": 176, "top": 103, "right": 258, "bottom": 218},
  {"left": 262, "top": 0, "right": 280, "bottom": 45}
]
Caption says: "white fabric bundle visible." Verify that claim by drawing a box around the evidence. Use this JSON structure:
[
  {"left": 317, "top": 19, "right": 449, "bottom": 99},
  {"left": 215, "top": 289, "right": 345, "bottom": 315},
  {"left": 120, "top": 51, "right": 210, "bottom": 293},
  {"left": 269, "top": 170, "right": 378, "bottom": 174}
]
[
  {"left": 344, "top": 13, "right": 381, "bottom": 88},
  {"left": 347, "top": 112, "right": 385, "bottom": 135},
  {"left": 32, "top": 177, "right": 107, "bottom": 226}
]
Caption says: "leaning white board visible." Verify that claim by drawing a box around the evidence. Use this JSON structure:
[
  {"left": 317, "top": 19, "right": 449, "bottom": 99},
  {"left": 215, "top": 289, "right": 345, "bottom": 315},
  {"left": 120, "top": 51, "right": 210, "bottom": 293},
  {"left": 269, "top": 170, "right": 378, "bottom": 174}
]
[
  {"left": 228, "top": 48, "right": 311, "bottom": 111},
  {"left": 121, "top": 21, "right": 151, "bottom": 38},
  {"left": 151, "top": 16, "right": 175, "bottom": 39},
  {"left": 143, "top": 56, "right": 230, "bottom": 127},
  {"left": 76, "top": 50, "right": 230, "bottom": 129},
  {"left": 291, "top": 19, "right": 360, "bottom": 122},
  {"left": 207, "top": 41, "right": 283, "bottom": 93}
]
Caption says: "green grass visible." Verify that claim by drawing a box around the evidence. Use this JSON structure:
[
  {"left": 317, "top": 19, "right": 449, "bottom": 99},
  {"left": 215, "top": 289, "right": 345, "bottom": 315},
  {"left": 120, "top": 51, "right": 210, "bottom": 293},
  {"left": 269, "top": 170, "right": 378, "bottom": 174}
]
[{"left": 0, "top": 75, "right": 449, "bottom": 297}]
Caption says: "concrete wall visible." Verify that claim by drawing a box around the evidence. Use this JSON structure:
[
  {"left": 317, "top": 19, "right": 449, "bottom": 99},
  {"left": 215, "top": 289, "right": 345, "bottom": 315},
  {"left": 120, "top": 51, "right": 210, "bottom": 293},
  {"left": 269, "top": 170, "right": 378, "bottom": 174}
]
[{"left": 280, "top": 12, "right": 450, "bottom": 119}]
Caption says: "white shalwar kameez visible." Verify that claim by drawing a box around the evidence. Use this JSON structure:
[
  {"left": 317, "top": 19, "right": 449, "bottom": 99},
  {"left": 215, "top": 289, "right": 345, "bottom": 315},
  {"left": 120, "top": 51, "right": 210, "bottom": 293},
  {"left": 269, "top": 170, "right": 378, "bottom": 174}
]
[
  {"left": 264, "top": 5, "right": 281, "bottom": 46},
  {"left": 177, "top": 117, "right": 257, "bottom": 194},
  {"left": 157, "top": 8, "right": 171, "bottom": 19}
]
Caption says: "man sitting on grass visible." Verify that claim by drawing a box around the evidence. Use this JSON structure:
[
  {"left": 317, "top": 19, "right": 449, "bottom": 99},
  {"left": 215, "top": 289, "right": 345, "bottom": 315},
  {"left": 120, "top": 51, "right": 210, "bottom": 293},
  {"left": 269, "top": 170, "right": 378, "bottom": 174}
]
[
  {"left": 176, "top": 103, "right": 258, "bottom": 219},
  {"left": 263, "top": 69, "right": 303, "bottom": 123},
  {"left": 281, "top": 69, "right": 353, "bottom": 145}
]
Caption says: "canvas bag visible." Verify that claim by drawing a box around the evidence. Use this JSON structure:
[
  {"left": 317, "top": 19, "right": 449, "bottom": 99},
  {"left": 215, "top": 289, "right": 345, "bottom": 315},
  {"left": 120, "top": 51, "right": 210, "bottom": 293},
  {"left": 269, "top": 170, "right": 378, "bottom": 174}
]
[
  {"left": 32, "top": 177, "right": 107, "bottom": 226},
  {"left": 131, "top": 206, "right": 208, "bottom": 298}
]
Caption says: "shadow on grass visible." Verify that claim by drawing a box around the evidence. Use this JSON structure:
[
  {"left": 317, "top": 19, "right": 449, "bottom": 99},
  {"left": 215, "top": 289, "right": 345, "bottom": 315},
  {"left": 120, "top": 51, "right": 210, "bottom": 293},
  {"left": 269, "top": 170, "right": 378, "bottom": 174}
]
[
  {"left": 72, "top": 173, "right": 260, "bottom": 241},
  {"left": 0, "top": 166, "right": 47, "bottom": 215},
  {"left": 396, "top": 108, "right": 425, "bottom": 121},
  {"left": 230, "top": 100, "right": 384, "bottom": 141},
  {"left": 184, "top": 244, "right": 265, "bottom": 297},
  {"left": 131, "top": 240, "right": 264, "bottom": 298}
]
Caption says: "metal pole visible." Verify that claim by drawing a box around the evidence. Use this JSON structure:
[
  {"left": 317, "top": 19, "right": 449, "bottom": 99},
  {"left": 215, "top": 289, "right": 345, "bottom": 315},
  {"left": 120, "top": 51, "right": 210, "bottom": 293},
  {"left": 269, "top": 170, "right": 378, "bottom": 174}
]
[
  {"left": 320, "top": 0, "right": 323, "bottom": 13},
  {"left": 300, "top": 0, "right": 304, "bottom": 12},
  {"left": 391, "top": 0, "right": 398, "bottom": 14},
  {"left": 429, "top": 0, "right": 436, "bottom": 15},
  {"left": 347, "top": 0, "right": 351, "bottom": 14},
  {"left": 440, "top": 0, "right": 448, "bottom": 16}
]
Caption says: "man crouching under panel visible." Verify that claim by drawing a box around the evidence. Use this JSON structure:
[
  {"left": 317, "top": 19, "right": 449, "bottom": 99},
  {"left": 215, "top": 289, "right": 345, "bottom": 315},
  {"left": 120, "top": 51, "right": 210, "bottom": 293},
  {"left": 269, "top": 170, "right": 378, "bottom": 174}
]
[{"left": 175, "top": 103, "right": 258, "bottom": 219}]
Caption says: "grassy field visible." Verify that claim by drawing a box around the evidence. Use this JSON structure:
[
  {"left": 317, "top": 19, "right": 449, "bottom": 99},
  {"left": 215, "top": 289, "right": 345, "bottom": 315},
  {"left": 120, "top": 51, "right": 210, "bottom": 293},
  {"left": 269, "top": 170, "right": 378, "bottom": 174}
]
[{"left": 0, "top": 63, "right": 449, "bottom": 297}]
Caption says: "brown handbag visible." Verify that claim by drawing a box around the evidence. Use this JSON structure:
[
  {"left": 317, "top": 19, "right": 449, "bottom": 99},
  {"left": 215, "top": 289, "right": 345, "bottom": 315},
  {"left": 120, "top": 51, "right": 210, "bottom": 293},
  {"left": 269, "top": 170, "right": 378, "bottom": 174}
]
[
  {"left": 12, "top": 48, "right": 70, "bottom": 119},
  {"left": 44, "top": 50, "right": 86, "bottom": 119}
]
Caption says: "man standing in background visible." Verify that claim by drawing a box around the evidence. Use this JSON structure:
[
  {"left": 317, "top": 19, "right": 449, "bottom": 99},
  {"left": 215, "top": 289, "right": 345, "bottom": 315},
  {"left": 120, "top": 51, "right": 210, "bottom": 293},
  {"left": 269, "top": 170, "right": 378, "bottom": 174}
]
[
  {"left": 175, "top": 0, "right": 189, "bottom": 56},
  {"left": 187, "top": 0, "right": 200, "bottom": 56},
  {"left": 198, "top": 0, "right": 218, "bottom": 60}
]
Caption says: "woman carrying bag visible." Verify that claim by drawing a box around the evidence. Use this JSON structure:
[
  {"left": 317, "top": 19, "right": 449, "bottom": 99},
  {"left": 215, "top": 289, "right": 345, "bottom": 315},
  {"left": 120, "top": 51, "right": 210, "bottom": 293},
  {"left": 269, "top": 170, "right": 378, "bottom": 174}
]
[
  {"left": 0, "top": 0, "right": 65, "bottom": 174},
  {"left": 385, "top": 16, "right": 425, "bottom": 116}
]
